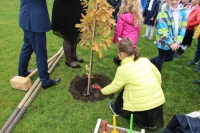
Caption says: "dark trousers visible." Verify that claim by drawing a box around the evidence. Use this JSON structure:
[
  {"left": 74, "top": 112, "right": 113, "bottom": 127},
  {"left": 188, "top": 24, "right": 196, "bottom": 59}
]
[
  {"left": 150, "top": 48, "right": 174, "bottom": 72},
  {"left": 18, "top": 30, "right": 51, "bottom": 86},
  {"left": 114, "top": 88, "right": 156, "bottom": 127},
  {"left": 193, "top": 38, "right": 200, "bottom": 64}
]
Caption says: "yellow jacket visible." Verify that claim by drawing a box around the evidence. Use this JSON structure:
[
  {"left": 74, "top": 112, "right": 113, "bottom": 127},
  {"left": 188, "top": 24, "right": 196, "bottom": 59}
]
[
  {"left": 101, "top": 56, "right": 165, "bottom": 112},
  {"left": 193, "top": 24, "right": 200, "bottom": 39}
]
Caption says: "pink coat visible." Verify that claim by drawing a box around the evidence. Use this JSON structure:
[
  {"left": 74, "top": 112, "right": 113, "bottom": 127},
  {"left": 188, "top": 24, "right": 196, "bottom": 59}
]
[{"left": 112, "top": 12, "right": 141, "bottom": 45}]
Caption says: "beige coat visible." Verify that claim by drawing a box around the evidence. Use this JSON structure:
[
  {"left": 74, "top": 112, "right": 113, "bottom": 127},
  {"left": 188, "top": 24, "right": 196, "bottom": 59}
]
[{"left": 101, "top": 56, "right": 165, "bottom": 112}]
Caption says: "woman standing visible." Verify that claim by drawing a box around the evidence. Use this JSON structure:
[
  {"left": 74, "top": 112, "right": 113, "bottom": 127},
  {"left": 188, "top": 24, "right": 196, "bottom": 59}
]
[{"left": 51, "top": 0, "right": 85, "bottom": 68}]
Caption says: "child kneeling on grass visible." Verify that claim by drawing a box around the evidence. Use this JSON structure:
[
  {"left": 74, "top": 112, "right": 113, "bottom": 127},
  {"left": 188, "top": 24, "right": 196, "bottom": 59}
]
[{"left": 92, "top": 38, "right": 165, "bottom": 130}]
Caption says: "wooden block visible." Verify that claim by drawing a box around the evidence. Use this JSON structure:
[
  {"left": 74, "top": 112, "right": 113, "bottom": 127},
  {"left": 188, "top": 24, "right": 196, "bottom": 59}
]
[{"left": 10, "top": 76, "right": 32, "bottom": 91}]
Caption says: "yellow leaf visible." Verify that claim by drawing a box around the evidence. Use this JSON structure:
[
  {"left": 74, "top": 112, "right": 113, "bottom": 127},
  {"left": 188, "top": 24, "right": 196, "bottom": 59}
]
[
  {"left": 89, "top": 11, "right": 94, "bottom": 17},
  {"left": 102, "top": 30, "right": 111, "bottom": 37},
  {"left": 96, "top": 0, "right": 100, "bottom": 4},
  {"left": 102, "top": 15, "right": 106, "bottom": 22},
  {"left": 98, "top": 51, "right": 103, "bottom": 58},
  {"left": 103, "top": 44, "right": 107, "bottom": 50},
  {"left": 85, "top": 41, "right": 90, "bottom": 47},
  {"left": 75, "top": 24, "right": 81, "bottom": 28},
  {"left": 85, "top": 64, "right": 90, "bottom": 71}
]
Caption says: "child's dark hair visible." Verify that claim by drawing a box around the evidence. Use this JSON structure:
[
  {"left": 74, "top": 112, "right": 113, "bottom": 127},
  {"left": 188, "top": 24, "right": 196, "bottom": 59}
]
[{"left": 117, "top": 38, "right": 140, "bottom": 61}]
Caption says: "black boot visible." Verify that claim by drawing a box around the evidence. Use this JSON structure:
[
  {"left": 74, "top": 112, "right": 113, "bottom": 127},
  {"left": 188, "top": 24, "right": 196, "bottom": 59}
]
[
  {"left": 113, "top": 56, "right": 121, "bottom": 66},
  {"left": 175, "top": 48, "right": 184, "bottom": 58}
]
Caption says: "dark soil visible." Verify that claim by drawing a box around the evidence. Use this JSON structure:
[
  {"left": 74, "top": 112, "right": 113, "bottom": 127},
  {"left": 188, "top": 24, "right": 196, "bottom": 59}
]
[{"left": 69, "top": 74, "right": 114, "bottom": 102}]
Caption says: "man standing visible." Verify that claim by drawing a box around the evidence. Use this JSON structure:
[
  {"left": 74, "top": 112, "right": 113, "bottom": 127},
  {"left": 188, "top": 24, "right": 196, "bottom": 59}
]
[{"left": 18, "top": 0, "right": 61, "bottom": 89}]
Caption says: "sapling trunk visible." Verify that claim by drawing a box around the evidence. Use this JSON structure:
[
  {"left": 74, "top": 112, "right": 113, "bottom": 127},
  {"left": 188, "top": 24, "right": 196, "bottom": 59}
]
[{"left": 86, "top": 3, "right": 98, "bottom": 95}]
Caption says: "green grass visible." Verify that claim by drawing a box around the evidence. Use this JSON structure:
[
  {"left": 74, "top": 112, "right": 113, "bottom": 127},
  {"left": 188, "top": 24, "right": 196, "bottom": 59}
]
[{"left": 0, "top": 0, "right": 199, "bottom": 133}]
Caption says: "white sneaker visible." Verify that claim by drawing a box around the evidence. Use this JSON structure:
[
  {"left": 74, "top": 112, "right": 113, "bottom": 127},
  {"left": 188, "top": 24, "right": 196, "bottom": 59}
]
[
  {"left": 148, "top": 36, "right": 153, "bottom": 40},
  {"left": 142, "top": 34, "right": 148, "bottom": 38},
  {"left": 186, "top": 111, "right": 200, "bottom": 119}
]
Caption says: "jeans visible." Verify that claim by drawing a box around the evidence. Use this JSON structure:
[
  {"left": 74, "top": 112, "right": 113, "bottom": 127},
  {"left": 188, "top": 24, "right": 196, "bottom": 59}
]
[
  {"left": 194, "top": 37, "right": 200, "bottom": 63},
  {"left": 150, "top": 48, "right": 175, "bottom": 72}
]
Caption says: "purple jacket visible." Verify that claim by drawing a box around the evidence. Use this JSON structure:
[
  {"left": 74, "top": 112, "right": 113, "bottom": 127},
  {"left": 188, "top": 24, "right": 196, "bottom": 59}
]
[{"left": 112, "top": 12, "right": 141, "bottom": 45}]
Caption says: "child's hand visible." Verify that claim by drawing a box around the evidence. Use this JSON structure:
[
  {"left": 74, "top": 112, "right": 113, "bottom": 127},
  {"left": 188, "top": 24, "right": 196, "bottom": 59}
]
[
  {"left": 92, "top": 83, "right": 102, "bottom": 91},
  {"left": 170, "top": 43, "right": 179, "bottom": 51},
  {"left": 150, "top": 17, "right": 154, "bottom": 21}
]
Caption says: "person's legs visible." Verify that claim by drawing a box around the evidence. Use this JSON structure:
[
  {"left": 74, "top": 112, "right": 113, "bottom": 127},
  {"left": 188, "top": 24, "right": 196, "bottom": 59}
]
[
  {"left": 63, "top": 39, "right": 73, "bottom": 63},
  {"left": 142, "top": 25, "right": 150, "bottom": 37},
  {"left": 71, "top": 41, "right": 84, "bottom": 63},
  {"left": 194, "top": 38, "right": 200, "bottom": 72},
  {"left": 149, "top": 26, "right": 155, "bottom": 40},
  {"left": 194, "top": 37, "right": 200, "bottom": 62},
  {"left": 164, "top": 49, "right": 174, "bottom": 62},
  {"left": 151, "top": 48, "right": 169, "bottom": 72},
  {"left": 18, "top": 30, "right": 33, "bottom": 77},
  {"left": 63, "top": 39, "right": 80, "bottom": 67},
  {"left": 135, "top": 111, "right": 156, "bottom": 129},
  {"left": 114, "top": 88, "right": 124, "bottom": 114},
  {"left": 30, "top": 32, "right": 52, "bottom": 86},
  {"left": 109, "top": 88, "right": 124, "bottom": 115}
]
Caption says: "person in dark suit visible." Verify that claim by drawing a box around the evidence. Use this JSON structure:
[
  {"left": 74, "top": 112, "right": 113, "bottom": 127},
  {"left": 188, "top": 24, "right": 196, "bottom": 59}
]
[{"left": 18, "top": 0, "right": 61, "bottom": 89}]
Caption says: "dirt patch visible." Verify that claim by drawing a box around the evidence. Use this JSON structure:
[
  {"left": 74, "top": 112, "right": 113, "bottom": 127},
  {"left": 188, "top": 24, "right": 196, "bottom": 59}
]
[{"left": 69, "top": 74, "right": 114, "bottom": 102}]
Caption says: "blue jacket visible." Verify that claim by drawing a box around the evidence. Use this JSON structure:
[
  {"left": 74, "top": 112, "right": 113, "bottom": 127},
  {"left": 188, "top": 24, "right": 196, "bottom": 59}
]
[
  {"left": 161, "top": 114, "right": 200, "bottom": 133},
  {"left": 19, "top": 0, "right": 51, "bottom": 33},
  {"left": 141, "top": 0, "right": 147, "bottom": 11},
  {"left": 155, "top": 4, "right": 187, "bottom": 50}
]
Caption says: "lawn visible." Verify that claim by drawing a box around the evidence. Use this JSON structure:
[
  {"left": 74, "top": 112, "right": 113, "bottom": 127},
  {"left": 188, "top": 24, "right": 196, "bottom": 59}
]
[{"left": 0, "top": 0, "right": 199, "bottom": 133}]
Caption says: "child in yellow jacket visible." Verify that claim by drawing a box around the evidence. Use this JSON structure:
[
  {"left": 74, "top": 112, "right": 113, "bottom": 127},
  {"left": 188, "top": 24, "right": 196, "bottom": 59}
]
[{"left": 92, "top": 38, "right": 165, "bottom": 130}]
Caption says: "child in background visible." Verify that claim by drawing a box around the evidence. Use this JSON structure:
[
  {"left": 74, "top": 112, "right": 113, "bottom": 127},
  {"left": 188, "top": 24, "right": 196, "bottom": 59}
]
[
  {"left": 160, "top": 0, "right": 169, "bottom": 10},
  {"left": 175, "top": 0, "right": 200, "bottom": 58},
  {"left": 107, "top": 0, "right": 122, "bottom": 22},
  {"left": 93, "top": 38, "right": 165, "bottom": 130},
  {"left": 150, "top": 0, "right": 187, "bottom": 72},
  {"left": 187, "top": 24, "right": 200, "bottom": 73},
  {"left": 142, "top": 0, "right": 160, "bottom": 40},
  {"left": 112, "top": 0, "right": 142, "bottom": 65},
  {"left": 180, "top": 0, "right": 191, "bottom": 7},
  {"left": 193, "top": 24, "right": 200, "bottom": 39}
]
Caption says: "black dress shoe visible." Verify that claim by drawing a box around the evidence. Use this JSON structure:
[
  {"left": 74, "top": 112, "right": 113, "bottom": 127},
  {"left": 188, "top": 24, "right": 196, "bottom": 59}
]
[
  {"left": 65, "top": 62, "right": 81, "bottom": 68},
  {"left": 113, "top": 56, "right": 121, "bottom": 66},
  {"left": 72, "top": 57, "right": 84, "bottom": 63},
  {"left": 193, "top": 80, "right": 200, "bottom": 85},
  {"left": 42, "top": 78, "right": 61, "bottom": 89}
]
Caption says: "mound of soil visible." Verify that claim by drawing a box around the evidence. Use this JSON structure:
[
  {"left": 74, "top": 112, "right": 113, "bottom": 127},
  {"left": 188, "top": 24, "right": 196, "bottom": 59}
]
[{"left": 69, "top": 74, "right": 114, "bottom": 102}]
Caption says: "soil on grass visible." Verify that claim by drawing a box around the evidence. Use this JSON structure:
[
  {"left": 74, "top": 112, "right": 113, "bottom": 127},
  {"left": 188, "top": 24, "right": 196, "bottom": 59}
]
[{"left": 69, "top": 74, "right": 114, "bottom": 102}]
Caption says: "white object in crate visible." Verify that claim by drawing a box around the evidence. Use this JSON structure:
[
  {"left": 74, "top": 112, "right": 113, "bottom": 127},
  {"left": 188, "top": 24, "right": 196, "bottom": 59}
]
[{"left": 94, "top": 118, "right": 144, "bottom": 133}]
